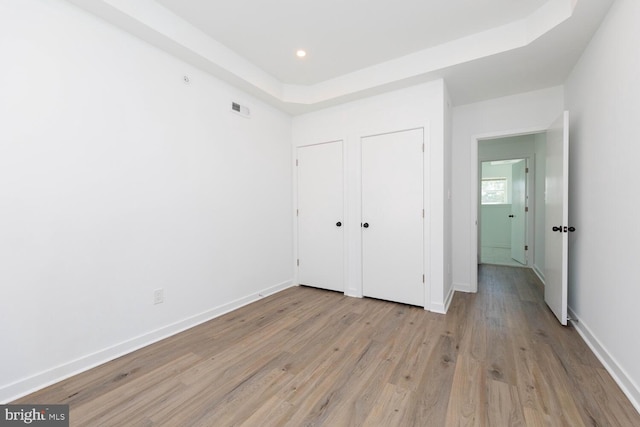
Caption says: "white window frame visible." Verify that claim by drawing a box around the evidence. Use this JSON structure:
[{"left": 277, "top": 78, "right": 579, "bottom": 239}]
[{"left": 481, "top": 177, "right": 508, "bottom": 205}]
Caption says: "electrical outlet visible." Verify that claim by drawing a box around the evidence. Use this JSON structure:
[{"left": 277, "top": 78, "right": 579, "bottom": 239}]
[{"left": 153, "top": 288, "right": 164, "bottom": 305}]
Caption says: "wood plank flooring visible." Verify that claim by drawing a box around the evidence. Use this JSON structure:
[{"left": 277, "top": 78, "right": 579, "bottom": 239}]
[{"left": 14, "top": 265, "right": 640, "bottom": 426}]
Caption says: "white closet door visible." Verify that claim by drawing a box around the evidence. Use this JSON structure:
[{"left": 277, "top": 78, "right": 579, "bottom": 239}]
[
  {"left": 297, "top": 141, "right": 344, "bottom": 292},
  {"left": 362, "top": 129, "right": 424, "bottom": 306}
]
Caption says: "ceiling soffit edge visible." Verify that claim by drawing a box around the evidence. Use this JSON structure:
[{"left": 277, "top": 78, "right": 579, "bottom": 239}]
[{"left": 65, "top": 0, "right": 577, "bottom": 113}]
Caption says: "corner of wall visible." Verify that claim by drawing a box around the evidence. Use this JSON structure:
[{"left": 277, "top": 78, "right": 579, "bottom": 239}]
[
  {"left": 430, "top": 286, "right": 455, "bottom": 314},
  {"left": 454, "top": 282, "right": 473, "bottom": 293}
]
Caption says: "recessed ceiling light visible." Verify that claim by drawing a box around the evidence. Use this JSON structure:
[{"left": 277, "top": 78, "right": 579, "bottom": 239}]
[{"left": 296, "top": 50, "right": 307, "bottom": 58}]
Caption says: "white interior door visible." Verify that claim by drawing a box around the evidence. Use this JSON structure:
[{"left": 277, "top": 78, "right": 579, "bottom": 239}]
[
  {"left": 545, "top": 111, "right": 570, "bottom": 325},
  {"left": 510, "top": 159, "right": 527, "bottom": 264},
  {"left": 297, "top": 141, "right": 344, "bottom": 292},
  {"left": 361, "top": 129, "right": 424, "bottom": 306}
]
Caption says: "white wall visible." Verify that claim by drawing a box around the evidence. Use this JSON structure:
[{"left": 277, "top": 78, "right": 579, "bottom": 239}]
[
  {"left": 452, "top": 87, "right": 564, "bottom": 292},
  {"left": 292, "top": 80, "right": 450, "bottom": 312},
  {"left": 0, "top": 0, "right": 292, "bottom": 402},
  {"left": 565, "top": 0, "right": 640, "bottom": 409}
]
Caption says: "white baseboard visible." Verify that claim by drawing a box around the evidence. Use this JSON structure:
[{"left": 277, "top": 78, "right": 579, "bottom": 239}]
[
  {"left": 430, "top": 287, "right": 455, "bottom": 314},
  {"left": 0, "top": 280, "right": 293, "bottom": 404},
  {"left": 568, "top": 307, "right": 640, "bottom": 414},
  {"left": 453, "top": 281, "right": 473, "bottom": 293},
  {"left": 481, "top": 244, "right": 511, "bottom": 249},
  {"left": 533, "top": 265, "right": 545, "bottom": 284},
  {"left": 344, "top": 292, "right": 363, "bottom": 299}
]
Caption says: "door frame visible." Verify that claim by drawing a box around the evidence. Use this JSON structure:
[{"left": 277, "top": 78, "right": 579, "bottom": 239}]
[
  {"left": 470, "top": 126, "right": 546, "bottom": 293},
  {"left": 293, "top": 139, "right": 348, "bottom": 293}
]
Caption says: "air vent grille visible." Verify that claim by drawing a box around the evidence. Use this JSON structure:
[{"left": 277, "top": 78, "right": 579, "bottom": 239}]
[{"left": 231, "top": 101, "right": 250, "bottom": 118}]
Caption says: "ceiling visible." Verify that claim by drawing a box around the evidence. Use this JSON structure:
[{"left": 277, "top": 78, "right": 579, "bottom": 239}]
[
  {"left": 155, "top": 0, "right": 549, "bottom": 85},
  {"left": 67, "top": 0, "right": 613, "bottom": 114}
]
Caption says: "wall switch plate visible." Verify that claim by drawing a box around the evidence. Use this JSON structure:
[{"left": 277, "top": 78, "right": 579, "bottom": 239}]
[{"left": 153, "top": 288, "right": 164, "bottom": 305}]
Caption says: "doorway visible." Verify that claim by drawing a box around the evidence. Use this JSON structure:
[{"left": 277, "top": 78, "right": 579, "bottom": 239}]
[
  {"left": 469, "top": 132, "right": 547, "bottom": 292},
  {"left": 479, "top": 158, "right": 528, "bottom": 267}
]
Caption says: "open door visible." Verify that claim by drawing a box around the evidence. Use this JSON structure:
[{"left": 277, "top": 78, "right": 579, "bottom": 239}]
[
  {"left": 510, "top": 159, "right": 527, "bottom": 264},
  {"left": 545, "top": 111, "right": 570, "bottom": 325}
]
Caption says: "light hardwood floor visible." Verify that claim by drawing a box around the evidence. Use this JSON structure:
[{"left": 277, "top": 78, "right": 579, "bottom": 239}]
[{"left": 15, "top": 265, "right": 640, "bottom": 426}]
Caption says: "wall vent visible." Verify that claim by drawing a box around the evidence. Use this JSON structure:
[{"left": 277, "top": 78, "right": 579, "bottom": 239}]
[{"left": 231, "top": 101, "right": 250, "bottom": 118}]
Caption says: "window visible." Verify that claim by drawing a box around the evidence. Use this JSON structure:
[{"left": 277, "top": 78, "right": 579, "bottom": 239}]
[{"left": 481, "top": 178, "right": 507, "bottom": 204}]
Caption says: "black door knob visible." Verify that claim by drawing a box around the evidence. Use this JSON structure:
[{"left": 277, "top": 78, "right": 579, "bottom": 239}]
[
  {"left": 336, "top": 222, "right": 342, "bottom": 227},
  {"left": 552, "top": 226, "right": 562, "bottom": 232},
  {"left": 568, "top": 226, "right": 576, "bottom": 232},
  {"left": 508, "top": 215, "right": 515, "bottom": 218},
  {"left": 362, "top": 223, "right": 369, "bottom": 228}
]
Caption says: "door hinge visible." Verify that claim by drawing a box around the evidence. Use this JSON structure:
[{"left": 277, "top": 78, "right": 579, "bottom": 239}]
[
  {"left": 422, "top": 209, "right": 425, "bottom": 218},
  {"left": 525, "top": 206, "right": 529, "bottom": 212},
  {"left": 422, "top": 144, "right": 424, "bottom": 152},
  {"left": 525, "top": 245, "right": 528, "bottom": 251},
  {"left": 297, "top": 259, "right": 299, "bottom": 266},
  {"left": 296, "top": 209, "right": 299, "bottom": 216},
  {"left": 526, "top": 167, "right": 529, "bottom": 173},
  {"left": 422, "top": 274, "right": 425, "bottom": 283},
  {"left": 296, "top": 159, "right": 298, "bottom": 166}
]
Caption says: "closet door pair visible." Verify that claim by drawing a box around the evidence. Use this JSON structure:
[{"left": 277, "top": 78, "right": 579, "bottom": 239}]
[{"left": 297, "top": 128, "right": 424, "bottom": 307}]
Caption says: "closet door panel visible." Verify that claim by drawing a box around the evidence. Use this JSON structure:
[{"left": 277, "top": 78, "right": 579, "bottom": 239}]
[
  {"left": 297, "top": 141, "right": 344, "bottom": 292},
  {"left": 362, "top": 129, "right": 424, "bottom": 306}
]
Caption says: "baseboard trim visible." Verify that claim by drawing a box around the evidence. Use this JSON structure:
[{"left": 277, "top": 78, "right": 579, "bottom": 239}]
[
  {"left": 344, "top": 292, "right": 363, "bottom": 299},
  {"left": 0, "top": 280, "right": 293, "bottom": 404},
  {"left": 430, "top": 287, "right": 455, "bottom": 314},
  {"left": 533, "top": 265, "right": 545, "bottom": 284},
  {"left": 481, "top": 244, "right": 511, "bottom": 249},
  {"left": 568, "top": 307, "right": 640, "bottom": 414},
  {"left": 453, "top": 282, "right": 473, "bottom": 293}
]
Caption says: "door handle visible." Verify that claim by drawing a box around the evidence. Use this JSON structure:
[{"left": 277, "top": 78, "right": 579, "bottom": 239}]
[
  {"left": 508, "top": 215, "right": 515, "bottom": 218},
  {"left": 336, "top": 222, "right": 342, "bottom": 227},
  {"left": 552, "top": 226, "right": 562, "bottom": 232},
  {"left": 568, "top": 227, "right": 576, "bottom": 232},
  {"left": 362, "top": 222, "right": 369, "bottom": 228}
]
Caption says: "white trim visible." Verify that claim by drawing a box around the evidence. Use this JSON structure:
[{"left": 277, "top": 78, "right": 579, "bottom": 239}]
[
  {"left": 482, "top": 244, "right": 512, "bottom": 249},
  {"left": 0, "top": 280, "right": 293, "bottom": 404},
  {"left": 423, "top": 123, "right": 432, "bottom": 312},
  {"left": 431, "top": 287, "right": 455, "bottom": 314},
  {"left": 568, "top": 307, "right": 640, "bottom": 415},
  {"left": 454, "top": 282, "right": 473, "bottom": 293},
  {"left": 343, "top": 291, "right": 363, "bottom": 299},
  {"left": 533, "top": 264, "right": 545, "bottom": 284}
]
